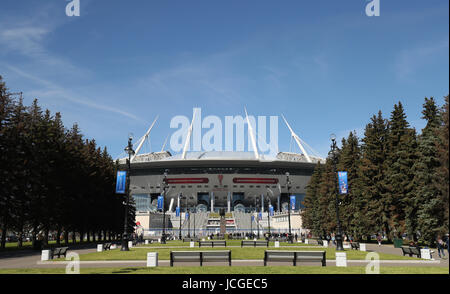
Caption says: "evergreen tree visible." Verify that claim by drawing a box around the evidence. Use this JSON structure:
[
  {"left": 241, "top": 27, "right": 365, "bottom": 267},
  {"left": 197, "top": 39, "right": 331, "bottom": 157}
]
[
  {"left": 411, "top": 98, "right": 443, "bottom": 244},
  {"left": 434, "top": 96, "right": 449, "bottom": 234},
  {"left": 336, "top": 132, "right": 362, "bottom": 239},
  {"left": 382, "top": 102, "right": 417, "bottom": 239},
  {"left": 302, "top": 162, "right": 324, "bottom": 236},
  {"left": 358, "top": 111, "right": 390, "bottom": 238}
]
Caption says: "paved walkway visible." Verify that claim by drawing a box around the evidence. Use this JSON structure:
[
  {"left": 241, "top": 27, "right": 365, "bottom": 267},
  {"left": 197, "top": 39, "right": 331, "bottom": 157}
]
[{"left": 0, "top": 243, "right": 448, "bottom": 269}]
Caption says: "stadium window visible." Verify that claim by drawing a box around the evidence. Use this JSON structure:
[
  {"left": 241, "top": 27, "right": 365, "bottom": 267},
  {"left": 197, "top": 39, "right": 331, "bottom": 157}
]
[
  {"left": 256, "top": 185, "right": 260, "bottom": 188},
  {"left": 188, "top": 185, "right": 192, "bottom": 188},
  {"left": 181, "top": 185, "right": 186, "bottom": 188}
]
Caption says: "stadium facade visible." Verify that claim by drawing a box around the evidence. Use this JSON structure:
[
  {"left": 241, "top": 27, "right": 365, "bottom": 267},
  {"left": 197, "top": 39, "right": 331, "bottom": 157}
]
[{"left": 118, "top": 113, "right": 324, "bottom": 237}]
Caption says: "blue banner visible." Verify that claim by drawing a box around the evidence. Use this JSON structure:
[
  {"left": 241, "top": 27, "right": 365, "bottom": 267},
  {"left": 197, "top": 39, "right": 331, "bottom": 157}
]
[
  {"left": 157, "top": 195, "right": 164, "bottom": 210},
  {"left": 269, "top": 205, "right": 274, "bottom": 216},
  {"left": 290, "top": 195, "right": 296, "bottom": 210},
  {"left": 338, "top": 171, "right": 348, "bottom": 194},
  {"left": 251, "top": 215, "right": 255, "bottom": 222},
  {"left": 258, "top": 212, "right": 262, "bottom": 220},
  {"left": 115, "top": 171, "right": 126, "bottom": 194},
  {"left": 176, "top": 206, "right": 180, "bottom": 217},
  {"left": 185, "top": 212, "right": 189, "bottom": 220}
]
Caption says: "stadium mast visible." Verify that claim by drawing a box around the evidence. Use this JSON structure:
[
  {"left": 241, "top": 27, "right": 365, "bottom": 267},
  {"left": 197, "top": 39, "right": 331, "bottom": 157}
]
[
  {"left": 182, "top": 108, "right": 197, "bottom": 159},
  {"left": 131, "top": 115, "right": 158, "bottom": 162},
  {"left": 244, "top": 107, "right": 260, "bottom": 160},
  {"left": 282, "top": 114, "right": 312, "bottom": 163}
]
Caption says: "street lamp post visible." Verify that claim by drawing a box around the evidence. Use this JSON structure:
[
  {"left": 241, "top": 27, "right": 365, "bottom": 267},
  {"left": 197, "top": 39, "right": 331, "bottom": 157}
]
[
  {"left": 267, "top": 195, "right": 271, "bottom": 237},
  {"left": 250, "top": 214, "right": 253, "bottom": 238},
  {"left": 286, "top": 172, "right": 293, "bottom": 243},
  {"left": 161, "top": 169, "right": 168, "bottom": 244},
  {"left": 179, "top": 193, "right": 182, "bottom": 240},
  {"left": 330, "top": 134, "right": 344, "bottom": 251},
  {"left": 193, "top": 207, "right": 196, "bottom": 237},
  {"left": 187, "top": 208, "right": 191, "bottom": 238},
  {"left": 257, "top": 204, "right": 260, "bottom": 240},
  {"left": 121, "top": 134, "right": 135, "bottom": 251}
]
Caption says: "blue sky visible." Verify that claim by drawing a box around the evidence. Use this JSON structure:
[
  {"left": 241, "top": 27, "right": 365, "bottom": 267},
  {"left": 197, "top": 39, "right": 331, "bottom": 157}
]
[{"left": 0, "top": 0, "right": 448, "bottom": 159}]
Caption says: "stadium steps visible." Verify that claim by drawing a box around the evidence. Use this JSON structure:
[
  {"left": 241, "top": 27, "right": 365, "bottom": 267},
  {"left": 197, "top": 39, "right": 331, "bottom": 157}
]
[{"left": 148, "top": 212, "right": 173, "bottom": 230}]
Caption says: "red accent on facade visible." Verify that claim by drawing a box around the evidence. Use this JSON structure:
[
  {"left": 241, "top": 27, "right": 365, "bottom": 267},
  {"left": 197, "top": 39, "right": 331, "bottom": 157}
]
[
  {"left": 165, "top": 178, "right": 209, "bottom": 184},
  {"left": 232, "top": 178, "right": 279, "bottom": 184}
]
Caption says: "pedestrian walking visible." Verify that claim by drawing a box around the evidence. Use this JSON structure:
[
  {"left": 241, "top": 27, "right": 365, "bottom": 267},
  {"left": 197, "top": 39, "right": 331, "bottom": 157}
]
[
  {"left": 376, "top": 234, "right": 382, "bottom": 246},
  {"left": 436, "top": 236, "right": 446, "bottom": 258},
  {"left": 446, "top": 235, "right": 449, "bottom": 256}
]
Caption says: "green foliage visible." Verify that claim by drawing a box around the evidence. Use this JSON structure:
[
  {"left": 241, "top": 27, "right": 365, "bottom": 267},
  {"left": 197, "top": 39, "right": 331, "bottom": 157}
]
[
  {"left": 0, "top": 76, "right": 130, "bottom": 249},
  {"left": 302, "top": 98, "right": 449, "bottom": 244}
]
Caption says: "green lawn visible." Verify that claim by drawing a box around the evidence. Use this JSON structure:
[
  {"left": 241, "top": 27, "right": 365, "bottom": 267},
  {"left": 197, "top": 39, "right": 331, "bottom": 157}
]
[
  {"left": 0, "top": 266, "right": 447, "bottom": 274},
  {"left": 67, "top": 246, "right": 417, "bottom": 261}
]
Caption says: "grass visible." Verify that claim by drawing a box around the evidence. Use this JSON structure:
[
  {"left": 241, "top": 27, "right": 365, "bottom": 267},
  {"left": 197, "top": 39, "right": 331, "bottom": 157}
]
[
  {"left": 0, "top": 266, "right": 447, "bottom": 274},
  {"left": 66, "top": 245, "right": 418, "bottom": 261}
]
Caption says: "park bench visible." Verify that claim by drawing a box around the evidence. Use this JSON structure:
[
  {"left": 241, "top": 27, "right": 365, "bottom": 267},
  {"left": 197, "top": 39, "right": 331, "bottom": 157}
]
[
  {"left": 183, "top": 237, "right": 199, "bottom": 242},
  {"left": 401, "top": 246, "right": 421, "bottom": 258},
  {"left": 170, "top": 250, "right": 231, "bottom": 266},
  {"left": 103, "top": 243, "right": 112, "bottom": 250},
  {"left": 351, "top": 242, "right": 360, "bottom": 250},
  {"left": 198, "top": 240, "right": 227, "bottom": 247},
  {"left": 264, "top": 250, "right": 326, "bottom": 266},
  {"left": 317, "top": 239, "right": 324, "bottom": 246},
  {"left": 51, "top": 247, "right": 69, "bottom": 259},
  {"left": 241, "top": 240, "right": 269, "bottom": 247}
]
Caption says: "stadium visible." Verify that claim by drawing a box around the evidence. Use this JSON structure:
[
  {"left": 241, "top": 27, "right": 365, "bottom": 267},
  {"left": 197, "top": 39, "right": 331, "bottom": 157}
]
[{"left": 119, "top": 113, "right": 324, "bottom": 239}]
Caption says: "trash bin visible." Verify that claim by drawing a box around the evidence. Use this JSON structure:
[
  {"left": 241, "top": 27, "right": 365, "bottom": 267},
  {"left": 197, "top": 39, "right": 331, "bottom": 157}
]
[{"left": 393, "top": 238, "right": 403, "bottom": 248}]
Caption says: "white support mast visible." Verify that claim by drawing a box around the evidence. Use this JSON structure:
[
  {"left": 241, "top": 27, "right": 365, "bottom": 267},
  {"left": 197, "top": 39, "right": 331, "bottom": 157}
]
[
  {"left": 245, "top": 107, "right": 260, "bottom": 160},
  {"left": 131, "top": 116, "right": 159, "bottom": 162},
  {"left": 282, "top": 115, "right": 312, "bottom": 163},
  {"left": 182, "top": 108, "right": 197, "bottom": 159}
]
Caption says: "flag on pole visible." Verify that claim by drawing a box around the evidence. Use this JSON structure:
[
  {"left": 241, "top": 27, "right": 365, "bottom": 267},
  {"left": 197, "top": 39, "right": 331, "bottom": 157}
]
[
  {"left": 338, "top": 171, "right": 348, "bottom": 194},
  {"left": 157, "top": 196, "right": 164, "bottom": 210},
  {"left": 269, "top": 205, "right": 274, "bottom": 216},
  {"left": 176, "top": 206, "right": 180, "bottom": 217},
  {"left": 115, "top": 171, "right": 126, "bottom": 194},
  {"left": 290, "top": 195, "right": 296, "bottom": 211}
]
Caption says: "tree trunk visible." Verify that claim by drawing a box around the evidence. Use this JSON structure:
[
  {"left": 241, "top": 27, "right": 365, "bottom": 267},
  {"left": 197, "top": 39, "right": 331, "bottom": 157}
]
[
  {"left": 44, "top": 229, "right": 49, "bottom": 247},
  {"left": 86, "top": 231, "right": 90, "bottom": 243},
  {"left": 56, "top": 227, "right": 61, "bottom": 246},
  {"left": 64, "top": 230, "right": 69, "bottom": 245},
  {"left": 0, "top": 221, "right": 7, "bottom": 250}
]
